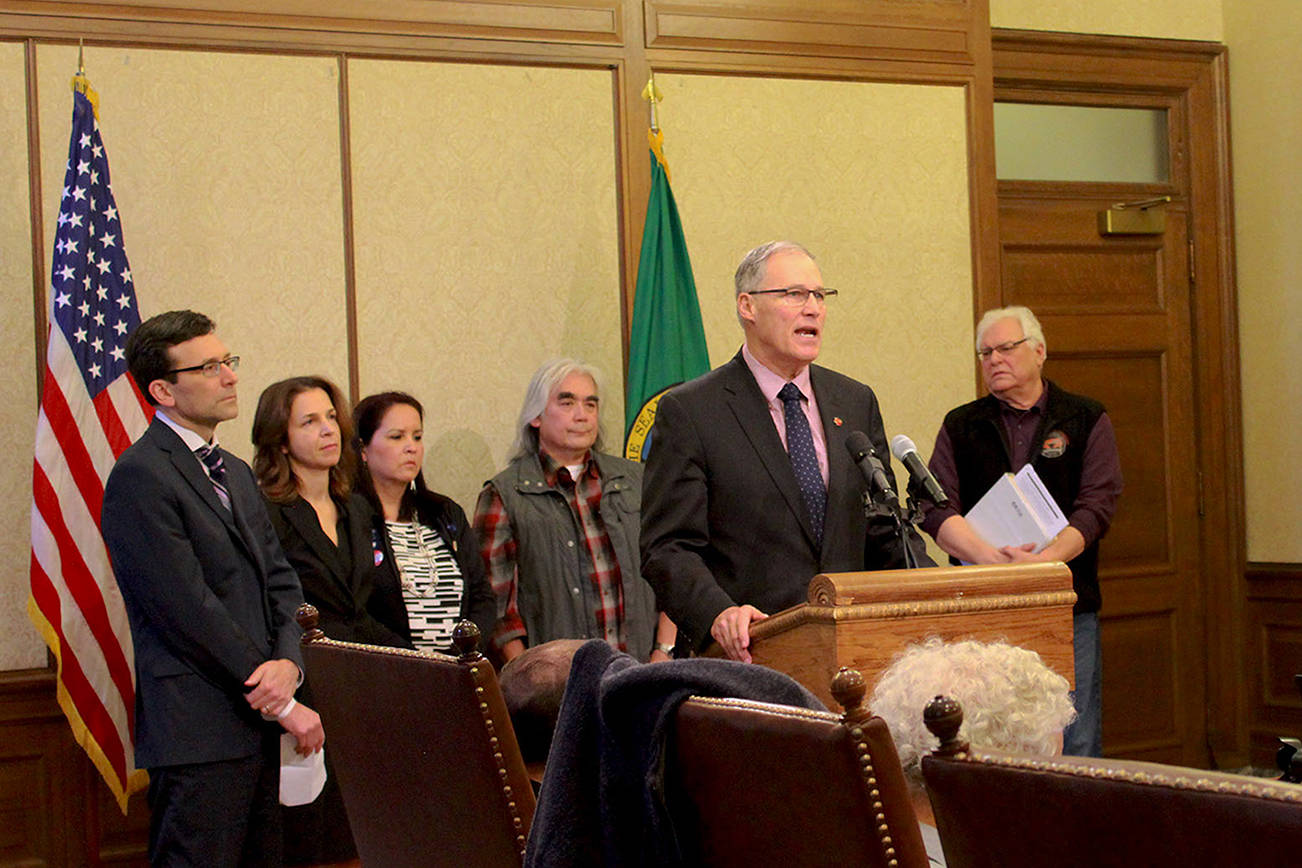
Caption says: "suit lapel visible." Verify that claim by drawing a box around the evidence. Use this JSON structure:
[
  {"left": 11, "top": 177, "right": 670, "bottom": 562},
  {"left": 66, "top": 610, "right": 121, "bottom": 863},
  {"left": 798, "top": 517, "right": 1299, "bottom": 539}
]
[
  {"left": 283, "top": 497, "right": 352, "bottom": 593},
  {"left": 146, "top": 422, "right": 263, "bottom": 580},
  {"left": 720, "top": 354, "right": 819, "bottom": 550}
]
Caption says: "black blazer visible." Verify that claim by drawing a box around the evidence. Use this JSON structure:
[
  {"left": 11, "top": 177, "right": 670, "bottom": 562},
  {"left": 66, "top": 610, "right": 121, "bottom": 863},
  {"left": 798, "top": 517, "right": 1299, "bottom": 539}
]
[
  {"left": 370, "top": 489, "right": 497, "bottom": 653},
  {"left": 102, "top": 418, "right": 306, "bottom": 768},
  {"left": 265, "top": 493, "right": 412, "bottom": 649},
  {"left": 640, "top": 351, "right": 930, "bottom": 650}
]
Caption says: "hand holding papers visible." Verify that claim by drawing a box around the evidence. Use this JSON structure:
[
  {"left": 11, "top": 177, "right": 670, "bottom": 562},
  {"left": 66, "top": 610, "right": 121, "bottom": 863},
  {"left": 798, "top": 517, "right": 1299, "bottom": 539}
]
[{"left": 964, "top": 464, "right": 1067, "bottom": 554}]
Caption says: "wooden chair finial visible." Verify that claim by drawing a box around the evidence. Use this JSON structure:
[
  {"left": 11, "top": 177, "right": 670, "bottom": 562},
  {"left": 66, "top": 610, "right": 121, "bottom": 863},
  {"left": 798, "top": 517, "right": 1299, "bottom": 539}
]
[
  {"left": 924, "top": 694, "right": 969, "bottom": 757},
  {"left": 297, "top": 603, "right": 324, "bottom": 644},
  {"left": 452, "top": 620, "right": 483, "bottom": 662},
  {"left": 831, "top": 666, "right": 869, "bottom": 723}
]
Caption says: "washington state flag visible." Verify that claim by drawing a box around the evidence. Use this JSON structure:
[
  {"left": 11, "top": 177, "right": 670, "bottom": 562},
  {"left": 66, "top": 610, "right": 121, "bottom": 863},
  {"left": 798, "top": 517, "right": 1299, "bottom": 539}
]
[{"left": 623, "top": 129, "right": 709, "bottom": 461}]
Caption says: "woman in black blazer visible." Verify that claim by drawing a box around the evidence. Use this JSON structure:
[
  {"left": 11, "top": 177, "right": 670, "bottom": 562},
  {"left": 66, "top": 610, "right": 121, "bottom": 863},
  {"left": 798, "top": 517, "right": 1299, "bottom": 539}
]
[
  {"left": 352, "top": 391, "right": 496, "bottom": 653},
  {"left": 252, "top": 375, "right": 411, "bottom": 866}
]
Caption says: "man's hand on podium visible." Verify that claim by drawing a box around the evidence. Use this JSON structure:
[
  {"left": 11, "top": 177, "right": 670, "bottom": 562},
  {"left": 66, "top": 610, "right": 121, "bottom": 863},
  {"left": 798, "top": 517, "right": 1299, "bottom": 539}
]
[{"left": 711, "top": 605, "right": 769, "bottom": 663}]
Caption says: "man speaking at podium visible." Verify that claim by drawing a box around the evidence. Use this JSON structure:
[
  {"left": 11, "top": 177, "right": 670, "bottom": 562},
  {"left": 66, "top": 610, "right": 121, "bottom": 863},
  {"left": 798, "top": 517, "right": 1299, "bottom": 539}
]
[{"left": 641, "top": 241, "right": 930, "bottom": 663}]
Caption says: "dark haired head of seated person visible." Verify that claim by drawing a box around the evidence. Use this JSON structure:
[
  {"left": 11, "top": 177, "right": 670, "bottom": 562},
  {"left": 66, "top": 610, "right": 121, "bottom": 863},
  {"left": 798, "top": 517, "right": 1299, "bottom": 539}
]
[
  {"left": 500, "top": 639, "right": 587, "bottom": 767},
  {"left": 869, "top": 637, "right": 1076, "bottom": 865}
]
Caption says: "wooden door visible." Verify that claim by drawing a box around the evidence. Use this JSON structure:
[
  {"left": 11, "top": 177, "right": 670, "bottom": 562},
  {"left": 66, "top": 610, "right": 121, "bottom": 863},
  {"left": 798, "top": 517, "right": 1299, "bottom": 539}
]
[
  {"left": 992, "top": 32, "right": 1244, "bottom": 768},
  {"left": 999, "top": 192, "right": 1203, "bottom": 765}
]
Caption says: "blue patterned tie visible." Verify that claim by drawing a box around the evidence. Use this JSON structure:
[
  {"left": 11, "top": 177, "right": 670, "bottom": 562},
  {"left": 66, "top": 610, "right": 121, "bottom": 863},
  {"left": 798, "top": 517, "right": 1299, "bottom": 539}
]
[
  {"left": 195, "top": 444, "right": 231, "bottom": 511},
  {"left": 778, "top": 382, "right": 826, "bottom": 545}
]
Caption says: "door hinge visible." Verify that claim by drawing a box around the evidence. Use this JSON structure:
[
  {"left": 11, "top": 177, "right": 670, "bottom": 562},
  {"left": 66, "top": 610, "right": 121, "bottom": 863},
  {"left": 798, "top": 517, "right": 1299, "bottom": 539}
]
[
  {"left": 1197, "top": 470, "right": 1206, "bottom": 517},
  {"left": 1188, "top": 238, "right": 1196, "bottom": 285}
]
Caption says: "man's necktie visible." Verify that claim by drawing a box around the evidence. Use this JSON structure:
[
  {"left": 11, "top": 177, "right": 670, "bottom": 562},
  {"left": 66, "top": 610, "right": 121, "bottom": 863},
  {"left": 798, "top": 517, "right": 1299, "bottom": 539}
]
[
  {"left": 778, "top": 382, "right": 826, "bottom": 545},
  {"left": 195, "top": 444, "right": 232, "bottom": 511}
]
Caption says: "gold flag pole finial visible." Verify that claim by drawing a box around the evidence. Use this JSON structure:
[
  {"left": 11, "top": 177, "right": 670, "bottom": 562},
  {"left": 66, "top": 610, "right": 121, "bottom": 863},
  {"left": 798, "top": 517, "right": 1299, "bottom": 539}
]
[
  {"left": 641, "top": 72, "right": 669, "bottom": 181},
  {"left": 71, "top": 38, "right": 99, "bottom": 120},
  {"left": 641, "top": 72, "right": 663, "bottom": 134}
]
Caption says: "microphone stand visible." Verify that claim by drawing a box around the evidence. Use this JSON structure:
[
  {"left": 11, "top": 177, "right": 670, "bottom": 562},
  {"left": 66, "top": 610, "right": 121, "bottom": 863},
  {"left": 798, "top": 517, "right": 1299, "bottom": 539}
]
[{"left": 860, "top": 479, "right": 925, "bottom": 570}]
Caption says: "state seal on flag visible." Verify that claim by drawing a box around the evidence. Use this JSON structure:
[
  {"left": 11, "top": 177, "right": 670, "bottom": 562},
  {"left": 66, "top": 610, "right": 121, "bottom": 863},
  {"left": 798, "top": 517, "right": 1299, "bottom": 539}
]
[{"left": 624, "top": 385, "right": 676, "bottom": 462}]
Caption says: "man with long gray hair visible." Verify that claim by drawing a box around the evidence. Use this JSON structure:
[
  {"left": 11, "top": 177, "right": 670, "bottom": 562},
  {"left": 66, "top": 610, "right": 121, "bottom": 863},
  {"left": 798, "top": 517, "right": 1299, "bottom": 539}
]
[{"left": 474, "top": 359, "right": 675, "bottom": 663}]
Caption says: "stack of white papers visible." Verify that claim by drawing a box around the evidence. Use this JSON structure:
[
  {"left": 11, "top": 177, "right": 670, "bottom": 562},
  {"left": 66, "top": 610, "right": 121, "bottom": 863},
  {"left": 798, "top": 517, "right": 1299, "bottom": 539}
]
[{"left": 965, "top": 464, "right": 1068, "bottom": 554}]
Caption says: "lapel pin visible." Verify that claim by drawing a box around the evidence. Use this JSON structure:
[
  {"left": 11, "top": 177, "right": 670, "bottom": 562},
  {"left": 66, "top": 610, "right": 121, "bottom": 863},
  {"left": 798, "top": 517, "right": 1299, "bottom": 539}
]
[{"left": 833, "top": 417, "right": 843, "bottom": 427}]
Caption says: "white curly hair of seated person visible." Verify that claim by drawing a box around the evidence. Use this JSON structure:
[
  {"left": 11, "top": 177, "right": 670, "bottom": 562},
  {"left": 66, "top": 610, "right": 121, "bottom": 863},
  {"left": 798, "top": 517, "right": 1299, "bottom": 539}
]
[{"left": 868, "top": 637, "right": 1077, "bottom": 786}]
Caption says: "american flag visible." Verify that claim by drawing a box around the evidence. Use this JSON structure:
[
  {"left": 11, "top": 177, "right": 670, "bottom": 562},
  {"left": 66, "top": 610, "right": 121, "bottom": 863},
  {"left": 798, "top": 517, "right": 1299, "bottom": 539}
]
[{"left": 28, "top": 76, "right": 151, "bottom": 812}]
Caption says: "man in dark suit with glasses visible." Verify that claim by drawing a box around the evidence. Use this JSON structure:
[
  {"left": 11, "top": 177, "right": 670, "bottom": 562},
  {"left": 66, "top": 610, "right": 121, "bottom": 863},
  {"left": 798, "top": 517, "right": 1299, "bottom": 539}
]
[
  {"left": 103, "top": 310, "right": 322, "bottom": 866},
  {"left": 641, "top": 241, "right": 930, "bottom": 664}
]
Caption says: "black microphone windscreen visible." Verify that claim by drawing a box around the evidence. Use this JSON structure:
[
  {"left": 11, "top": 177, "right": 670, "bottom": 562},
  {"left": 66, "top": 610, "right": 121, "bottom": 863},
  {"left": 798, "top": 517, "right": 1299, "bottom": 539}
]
[{"left": 845, "top": 430, "right": 873, "bottom": 461}]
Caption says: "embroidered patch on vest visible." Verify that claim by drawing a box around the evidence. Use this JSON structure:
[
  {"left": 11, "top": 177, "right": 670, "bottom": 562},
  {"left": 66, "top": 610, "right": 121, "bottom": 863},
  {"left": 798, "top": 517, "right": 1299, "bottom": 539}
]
[{"left": 1041, "top": 430, "right": 1069, "bottom": 458}]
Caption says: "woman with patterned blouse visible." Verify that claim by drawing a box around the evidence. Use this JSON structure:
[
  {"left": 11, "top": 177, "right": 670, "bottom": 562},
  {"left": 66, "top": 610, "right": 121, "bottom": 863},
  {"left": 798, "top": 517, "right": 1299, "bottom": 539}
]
[{"left": 352, "top": 391, "right": 495, "bottom": 653}]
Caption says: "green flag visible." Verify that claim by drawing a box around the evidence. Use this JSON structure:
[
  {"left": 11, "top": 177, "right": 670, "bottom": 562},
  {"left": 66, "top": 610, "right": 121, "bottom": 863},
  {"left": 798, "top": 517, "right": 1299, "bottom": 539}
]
[{"left": 624, "top": 129, "right": 710, "bottom": 462}]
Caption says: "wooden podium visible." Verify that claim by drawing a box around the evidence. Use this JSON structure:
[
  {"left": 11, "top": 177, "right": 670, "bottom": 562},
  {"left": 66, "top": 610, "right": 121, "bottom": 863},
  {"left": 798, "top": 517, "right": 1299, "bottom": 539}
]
[{"left": 707, "top": 562, "right": 1076, "bottom": 709}]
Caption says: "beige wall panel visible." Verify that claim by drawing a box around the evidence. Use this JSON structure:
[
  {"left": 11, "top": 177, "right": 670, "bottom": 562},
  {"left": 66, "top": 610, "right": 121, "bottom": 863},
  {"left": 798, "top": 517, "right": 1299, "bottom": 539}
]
[
  {"left": 1, "top": 42, "right": 45, "bottom": 671},
  {"left": 37, "top": 45, "right": 348, "bottom": 464},
  {"left": 657, "top": 74, "right": 974, "bottom": 563},
  {"left": 990, "top": 0, "right": 1223, "bottom": 41},
  {"left": 350, "top": 60, "right": 621, "bottom": 513},
  {"left": 1225, "top": 0, "right": 1302, "bottom": 562}
]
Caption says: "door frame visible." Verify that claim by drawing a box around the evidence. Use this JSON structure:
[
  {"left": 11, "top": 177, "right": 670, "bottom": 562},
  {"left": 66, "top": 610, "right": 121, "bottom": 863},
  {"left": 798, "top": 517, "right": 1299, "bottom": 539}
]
[{"left": 990, "top": 28, "right": 1246, "bottom": 767}]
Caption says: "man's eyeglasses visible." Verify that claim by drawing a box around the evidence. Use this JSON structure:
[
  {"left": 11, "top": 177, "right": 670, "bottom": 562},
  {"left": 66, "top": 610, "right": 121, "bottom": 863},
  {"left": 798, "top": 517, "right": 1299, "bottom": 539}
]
[
  {"left": 976, "top": 338, "right": 1029, "bottom": 361},
  {"left": 168, "top": 356, "right": 241, "bottom": 377},
  {"left": 745, "top": 286, "right": 839, "bottom": 307}
]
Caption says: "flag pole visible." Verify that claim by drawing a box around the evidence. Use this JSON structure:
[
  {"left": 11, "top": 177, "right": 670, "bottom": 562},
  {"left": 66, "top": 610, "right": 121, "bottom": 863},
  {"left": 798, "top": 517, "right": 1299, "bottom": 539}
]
[{"left": 72, "top": 38, "right": 99, "bottom": 119}]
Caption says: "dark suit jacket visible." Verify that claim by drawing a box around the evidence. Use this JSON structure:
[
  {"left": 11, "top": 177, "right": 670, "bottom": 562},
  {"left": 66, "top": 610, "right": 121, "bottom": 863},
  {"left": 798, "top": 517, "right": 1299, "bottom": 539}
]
[
  {"left": 102, "top": 418, "right": 305, "bottom": 768},
  {"left": 641, "top": 351, "right": 929, "bottom": 650},
  {"left": 265, "top": 493, "right": 412, "bottom": 649}
]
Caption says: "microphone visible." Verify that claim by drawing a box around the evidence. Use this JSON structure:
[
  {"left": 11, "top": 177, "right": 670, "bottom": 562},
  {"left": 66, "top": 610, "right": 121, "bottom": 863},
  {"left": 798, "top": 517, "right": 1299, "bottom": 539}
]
[
  {"left": 890, "top": 434, "right": 950, "bottom": 507},
  {"left": 845, "top": 431, "right": 896, "bottom": 503}
]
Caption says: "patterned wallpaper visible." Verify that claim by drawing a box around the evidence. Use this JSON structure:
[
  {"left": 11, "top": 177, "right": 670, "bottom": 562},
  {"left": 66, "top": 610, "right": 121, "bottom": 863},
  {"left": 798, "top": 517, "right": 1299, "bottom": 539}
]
[
  {"left": 348, "top": 59, "right": 623, "bottom": 512},
  {"left": 1225, "top": 0, "right": 1302, "bottom": 561},
  {"left": 990, "top": 0, "right": 1223, "bottom": 41},
  {"left": 657, "top": 73, "right": 977, "bottom": 542},
  {"left": 0, "top": 43, "right": 43, "bottom": 669},
  {"left": 35, "top": 46, "right": 351, "bottom": 463}
]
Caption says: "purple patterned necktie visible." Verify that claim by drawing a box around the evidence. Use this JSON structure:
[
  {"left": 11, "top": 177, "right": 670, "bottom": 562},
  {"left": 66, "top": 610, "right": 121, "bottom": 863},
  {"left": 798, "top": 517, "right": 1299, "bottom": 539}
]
[{"left": 195, "top": 444, "right": 231, "bottom": 511}]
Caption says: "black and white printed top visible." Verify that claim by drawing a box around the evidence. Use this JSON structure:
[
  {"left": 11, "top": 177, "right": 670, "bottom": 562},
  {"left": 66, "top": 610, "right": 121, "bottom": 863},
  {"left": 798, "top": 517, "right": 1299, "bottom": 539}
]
[{"left": 384, "top": 520, "right": 465, "bottom": 651}]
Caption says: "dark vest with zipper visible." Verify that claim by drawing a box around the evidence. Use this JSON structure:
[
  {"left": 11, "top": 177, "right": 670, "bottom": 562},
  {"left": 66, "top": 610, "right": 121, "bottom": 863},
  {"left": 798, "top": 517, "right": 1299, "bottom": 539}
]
[{"left": 942, "top": 379, "right": 1105, "bottom": 614}]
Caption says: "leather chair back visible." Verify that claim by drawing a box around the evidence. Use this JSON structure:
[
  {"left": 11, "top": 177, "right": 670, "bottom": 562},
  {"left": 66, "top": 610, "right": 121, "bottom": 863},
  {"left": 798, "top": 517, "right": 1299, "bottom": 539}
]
[
  {"left": 921, "top": 697, "right": 1302, "bottom": 867},
  {"left": 667, "top": 669, "right": 929, "bottom": 868},
  {"left": 301, "top": 614, "right": 534, "bottom": 868}
]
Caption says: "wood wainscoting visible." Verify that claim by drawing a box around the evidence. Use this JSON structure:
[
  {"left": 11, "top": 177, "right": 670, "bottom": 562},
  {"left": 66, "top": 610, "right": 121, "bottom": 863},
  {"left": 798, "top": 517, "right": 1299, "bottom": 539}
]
[
  {"left": 1246, "top": 562, "right": 1302, "bottom": 769},
  {"left": 0, "top": 670, "right": 149, "bottom": 868}
]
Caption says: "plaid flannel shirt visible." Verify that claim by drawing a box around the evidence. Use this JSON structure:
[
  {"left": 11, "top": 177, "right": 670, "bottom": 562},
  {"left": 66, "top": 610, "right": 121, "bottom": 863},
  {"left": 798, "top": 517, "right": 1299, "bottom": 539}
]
[{"left": 475, "top": 451, "right": 627, "bottom": 652}]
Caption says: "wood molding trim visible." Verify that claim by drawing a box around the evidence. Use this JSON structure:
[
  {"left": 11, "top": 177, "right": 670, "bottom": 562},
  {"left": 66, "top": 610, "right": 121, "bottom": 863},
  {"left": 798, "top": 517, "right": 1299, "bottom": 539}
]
[
  {"left": 1245, "top": 562, "right": 1302, "bottom": 767},
  {"left": 336, "top": 53, "right": 360, "bottom": 405},
  {"left": 25, "top": 38, "right": 47, "bottom": 403},
  {"left": 0, "top": 0, "right": 627, "bottom": 46},
  {"left": 643, "top": 0, "right": 979, "bottom": 64}
]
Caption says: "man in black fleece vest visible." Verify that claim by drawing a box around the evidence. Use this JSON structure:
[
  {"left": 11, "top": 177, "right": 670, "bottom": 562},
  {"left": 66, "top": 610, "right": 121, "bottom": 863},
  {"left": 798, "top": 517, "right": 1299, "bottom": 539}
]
[{"left": 919, "top": 305, "right": 1122, "bottom": 758}]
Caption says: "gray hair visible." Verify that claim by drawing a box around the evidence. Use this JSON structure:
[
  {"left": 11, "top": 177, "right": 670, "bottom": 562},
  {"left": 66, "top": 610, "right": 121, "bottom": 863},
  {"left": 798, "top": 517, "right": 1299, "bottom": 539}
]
[
  {"left": 975, "top": 305, "right": 1047, "bottom": 353},
  {"left": 868, "top": 637, "right": 1076, "bottom": 789},
  {"left": 733, "top": 240, "right": 817, "bottom": 298},
  {"left": 510, "top": 358, "right": 605, "bottom": 460},
  {"left": 734, "top": 241, "right": 817, "bottom": 326}
]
